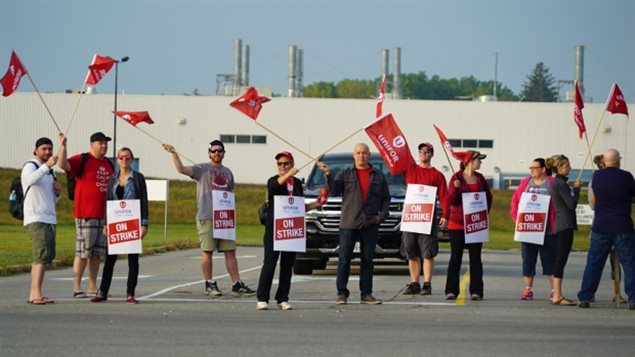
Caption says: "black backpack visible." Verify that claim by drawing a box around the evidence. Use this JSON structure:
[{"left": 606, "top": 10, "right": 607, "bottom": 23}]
[
  {"left": 67, "top": 153, "right": 114, "bottom": 200},
  {"left": 9, "top": 161, "right": 39, "bottom": 220}
]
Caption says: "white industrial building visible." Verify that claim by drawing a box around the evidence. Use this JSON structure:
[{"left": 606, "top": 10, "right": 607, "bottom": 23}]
[{"left": 1, "top": 92, "right": 633, "bottom": 188}]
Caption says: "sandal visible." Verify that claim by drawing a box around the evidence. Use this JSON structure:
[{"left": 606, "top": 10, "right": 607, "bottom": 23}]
[
  {"left": 73, "top": 291, "right": 87, "bottom": 299},
  {"left": 27, "top": 299, "right": 47, "bottom": 305},
  {"left": 41, "top": 296, "right": 55, "bottom": 304},
  {"left": 551, "top": 296, "right": 576, "bottom": 306}
]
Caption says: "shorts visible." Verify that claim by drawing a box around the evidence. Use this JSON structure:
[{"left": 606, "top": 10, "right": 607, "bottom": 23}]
[
  {"left": 25, "top": 222, "right": 56, "bottom": 264},
  {"left": 401, "top": 231, "right": 439, "bottom": 259},
  {"left": 75, "top": 218, "right": 107, "bottom": 259},
  {"left": 196, "top": 220, "right": 236, "bottom": 252}
]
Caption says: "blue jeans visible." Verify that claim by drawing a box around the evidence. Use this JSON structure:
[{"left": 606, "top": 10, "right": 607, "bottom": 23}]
[
  {"left": 336, "top": 225, "right": 378, "bottom": 298},
  {"left": 578, "top": 231, "right": 635, "bottom": 304}
]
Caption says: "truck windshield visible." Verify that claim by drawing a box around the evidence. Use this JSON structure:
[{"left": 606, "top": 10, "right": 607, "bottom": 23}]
[{"left": 307, "top": 156, "right": 405, "bottom": 189}]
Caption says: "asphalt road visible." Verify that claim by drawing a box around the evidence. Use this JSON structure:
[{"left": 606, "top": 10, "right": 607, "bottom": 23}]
[{"left": 1, "top": 247, "right": 633, "bottom": 357}]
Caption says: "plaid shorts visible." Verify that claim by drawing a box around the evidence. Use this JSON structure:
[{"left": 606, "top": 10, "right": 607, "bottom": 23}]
[{"left": 75, "top": 218, "right": 107, "bottom": 258}]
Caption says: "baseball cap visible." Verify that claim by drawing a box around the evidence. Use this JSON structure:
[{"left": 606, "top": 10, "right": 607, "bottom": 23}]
[
  {"left": 466, "top": 150, "right": 487, "bottom": 163},
  {"left": 275, "top": 151, "right": 294, "bottom": 161},
  {"left": 34, "top": 137, "right": 53, "bottom": 149},
  {"left": 90, "top": 132, "right": 112, "bottom": 142},
  {"left": 209, "top": 140, "right": 225, "bottom": 150},
  {"left": 418, "top": 142, "right": 434, "bottom": 152}
]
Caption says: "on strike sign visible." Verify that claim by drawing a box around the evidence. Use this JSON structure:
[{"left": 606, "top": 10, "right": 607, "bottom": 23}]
[
  {"left": 106, "top": 199, "right": 142, "bottom": 255},
  {"left": 212, "top": 190, "right": 236, "bottom": 241},
  {"left": 401, "top": 184, "right": 437, "bottom": 235},
  {"left": 514, "top": 192, "right": 550, "bottom": 245},
  {"left": 462, "top": 191, "right": 489, "bottom": 244},
  {"left": 273, "top": 195, "right": 306, "bottom": 252}
]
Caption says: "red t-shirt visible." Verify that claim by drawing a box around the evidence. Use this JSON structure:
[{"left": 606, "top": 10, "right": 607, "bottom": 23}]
[
  {"left": 355, "top": 167, "right": 372, "bottom": 203},
  {"left": 68, "top": 153, "right": 114, "bottom": 218}
]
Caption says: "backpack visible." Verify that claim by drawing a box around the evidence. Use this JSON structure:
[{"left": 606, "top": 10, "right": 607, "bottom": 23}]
[
  {"left": 9, "top": 161, "right": 39, "bottom": 220},
  {"left": 67, "top": 153, "right": 114, "bottom": 200}
]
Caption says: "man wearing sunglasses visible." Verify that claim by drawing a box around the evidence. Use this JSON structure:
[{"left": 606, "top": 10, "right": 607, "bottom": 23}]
[
  {"left": 22, "top": 136, "right": 65, "bottom": 305},
  {"left": 163, "top": 140, "right": 255, "bottom": 297}
]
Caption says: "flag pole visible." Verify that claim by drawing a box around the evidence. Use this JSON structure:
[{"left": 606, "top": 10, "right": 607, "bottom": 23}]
[
  {"left": 253, "top": 121, "right": 316, "bottom": 161},
  {"left": 577, "top": 111, "right": 607, "bottom": 181},
  {"left": 130, "top": 125, "right": 196, "bottom": 165},
  {"left": 439, "top": 143, "right": 456, "bottom": 175},
  {"left": 64, "top": 84, "right": 86, "bottom": 134},
  {"left": 25, "top": 73, "right": 62, "bottom": 133},
  {"left": 297, "top": 127, "right": 364, "bottom": 171},
  {"left": 576, "top": 131, "right": 595, "bottom": 181}
]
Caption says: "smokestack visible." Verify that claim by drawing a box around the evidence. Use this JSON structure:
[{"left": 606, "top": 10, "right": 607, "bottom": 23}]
[
  {"left": 241, "top": 44, "right": 250, "bottom": 87},
  {"left": 575, "top": 44, "right": 584, "bottom": 97},
  {"left": 392, "top": 47, "right": 401, "bottom": 99},
  {"left": 381, "top": 49, "right": 389, "bottom": 79},
  {"left": 288, "top": 44, "right": 297, "bottom": 97},
  {"left": 295, "top": 48, "right": 303, "bottom": 97},
  {"left": 233, "top": 39, "right": 243, "bottom": 94}
]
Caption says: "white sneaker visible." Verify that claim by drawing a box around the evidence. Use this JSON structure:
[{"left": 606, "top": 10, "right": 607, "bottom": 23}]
[
  {"left": 277, "top": 301, "right": 292, "bottom": 310},
  {"left": 256, "top": 301, "right": 268, "bottom": 310}
]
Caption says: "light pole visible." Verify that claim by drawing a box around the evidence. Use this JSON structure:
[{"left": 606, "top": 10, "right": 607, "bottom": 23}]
[{"left": 112, "top": 56, "right": 129, "bottom": 159}]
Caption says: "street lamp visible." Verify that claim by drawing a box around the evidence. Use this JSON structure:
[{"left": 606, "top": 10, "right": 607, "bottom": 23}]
[{"left": 112, "top": 56, "right": 129, "bottom": 159}]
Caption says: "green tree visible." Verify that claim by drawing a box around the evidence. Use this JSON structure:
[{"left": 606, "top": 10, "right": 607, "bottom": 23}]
[
  {"left": 303, "top": 81, "right": 338, "bottom": 98},
  {"left": 335, "top": 79, "right": 375, "bottom": 98},
  {"left": 520, "top": 62, "right": 558, "bottom": 102}
]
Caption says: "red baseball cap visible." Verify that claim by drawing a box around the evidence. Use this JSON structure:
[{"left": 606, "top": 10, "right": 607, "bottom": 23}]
[{"left": 275, "top": 151, "right": 294, "bottom": 161}]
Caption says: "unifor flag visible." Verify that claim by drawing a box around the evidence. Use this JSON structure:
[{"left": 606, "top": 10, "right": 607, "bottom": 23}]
[
  {"left": 605, "top": 83, "right": 629, "bottom": 117},
  {"left": 114, "top": 111, "right": 154, "bottom": 126},
  {"left": 1, "top": 51, "right": 28, "bottom": 97},
  {"left": 376, "top": 75, "right": 386, "bottom": 118},
  {"left": 230, "top": 87, "right": 271, "bottom": 120},
  {"left": 364, "top": 112, "right": 414, "bottom": 175},
  {"left": 573, "top": 80, "right": 586, "bottom": 139},
  {"left": 433, "top": 124, "right": 462, "bottom": 160},
  {"left": 84, "top": 54, "right": 117, "bottom": 85}
]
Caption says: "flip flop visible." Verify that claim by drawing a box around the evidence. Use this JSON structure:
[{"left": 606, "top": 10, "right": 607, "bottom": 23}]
[
  {"left": 27, "top": 299, "right": 47, "bottom": 305},
  {"left": 551, "top": 297, "right": 576, "bottom": 306},
  {"left": 41, "top": 297, "right": 55, "bottom": 304},
  {"left": 73, "top": 291, "right": 87, "bottom": 299}
]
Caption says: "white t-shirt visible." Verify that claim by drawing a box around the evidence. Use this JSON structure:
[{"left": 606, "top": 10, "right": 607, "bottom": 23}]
[{"left": 21, "top": 159, "right": 59, "bottom": 226}]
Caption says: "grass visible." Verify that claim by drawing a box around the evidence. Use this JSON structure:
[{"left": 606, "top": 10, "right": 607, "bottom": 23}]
[{"left": 1, "top": 166, "right": 597, "bottom": 274}]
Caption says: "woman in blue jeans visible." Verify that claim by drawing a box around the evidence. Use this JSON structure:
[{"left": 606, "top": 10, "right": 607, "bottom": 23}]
[{"left": 91, "top": 147, "right": 148, "bottom": 304}]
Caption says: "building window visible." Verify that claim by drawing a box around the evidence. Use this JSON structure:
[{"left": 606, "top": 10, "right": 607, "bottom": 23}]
[
  {"left": 220, "top": 135, "right": 235, "bottom": 143},
  {"left": 478, "top": 140, "right": 493, "bottom": 148},
  {"left": 449, "top": 139, "right": 461, "bottom": 147},
  {"left": 236, "top": 135, "right": 251, "bottom": 143},
  {"left": 251, "top": 135, "right": 267, "bottom": 144},
  {"left": 462, "top": 139, "right": 478, "bottom": 148}
]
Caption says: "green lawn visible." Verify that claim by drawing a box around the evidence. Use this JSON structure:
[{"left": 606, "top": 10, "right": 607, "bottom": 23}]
[{"left": 1, "top": 166, "right": 596, "bottom": 275}]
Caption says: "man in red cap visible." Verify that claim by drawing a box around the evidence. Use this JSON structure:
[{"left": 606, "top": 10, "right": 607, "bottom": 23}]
[{"left": 400, "top": 142, "right": 449, "bottom": 296}]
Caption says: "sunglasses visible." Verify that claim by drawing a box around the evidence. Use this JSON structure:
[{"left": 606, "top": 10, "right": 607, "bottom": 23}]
[
  {"left": 277, "top": 161, "right": 292, "bottom": 167},
  {"left": 419, "top": 150, "right": 432, "bottom": 154},
  {"left": 118, "top": 156, "right": 132, "bottom": 161},
  {"left": 209, "top": 149, "right": 225, "bottom": 154}
]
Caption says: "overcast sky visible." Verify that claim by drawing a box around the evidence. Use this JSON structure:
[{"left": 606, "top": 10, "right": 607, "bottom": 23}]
[{"left": 1, "top": 0, "right": 633, "bottom": 103}]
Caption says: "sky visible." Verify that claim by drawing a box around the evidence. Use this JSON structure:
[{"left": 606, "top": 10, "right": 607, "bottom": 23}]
[{"left": 1, "top": 0, "right": 634, "bottom": 103}]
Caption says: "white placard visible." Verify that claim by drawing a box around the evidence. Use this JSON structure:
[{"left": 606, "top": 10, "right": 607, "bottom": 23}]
[
  {"left": 273, "top": 195, "right": 306, "bottom": 252},
  {"left": 106, "top": 199, "right": 142, "bottom": 254},
  {"left": 576, "top": 204, "right": 594, "bottom": 226},
  {"left": 513, "top": 192, "right": 550, "bottom": 245},
  {"left": 146, "top": 179, "right": 168, "bottom": 201},
  {"left": 401, "top": 184, "right": 437, "bottom": 235},
  {"left": 212, "top": 190, "right": 236, "bottom": 241},
  {"left": 462, "top": 191, "right": 489, "bottom": 244}
]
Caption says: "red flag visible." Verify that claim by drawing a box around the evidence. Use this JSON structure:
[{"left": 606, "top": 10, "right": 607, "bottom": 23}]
[
  {"left": 376, "top": 75, "right": 386, "bottom": 118},
  {"left": 84, "top": 55, "right": 117, "bottom": 85},
  {"left": 364, "top": 113, "right": 414, "bottom": 175},
  {"left": 433, "top": 124, "right": 462, "bottom": 161},
  {"left": 605, "top": 83, "right": 629, "bottom": 117},
  {"left": 114, "top": 111, "right": 154, "bottom": 126},
  {"left": 573, "top": 81, "right": 586, "bottom": 139},
  {"left": 1, "top": 51, "right": 28, "bottom": 97},
  {"left": 229, "top": 87, "right": 271, "bottom": 120}
]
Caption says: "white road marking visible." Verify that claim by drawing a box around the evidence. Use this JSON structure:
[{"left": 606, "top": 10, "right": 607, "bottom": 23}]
[
  {"left": 187, "top": 255, "right": 257, "bottom": 260},
  {"left": 50, "top": 275, "right": 153, "bottom": 281}
]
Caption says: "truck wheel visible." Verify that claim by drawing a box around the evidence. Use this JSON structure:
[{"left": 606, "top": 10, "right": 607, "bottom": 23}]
[{"left": 293, "top": 260, "right": 314, "bottom": 275}]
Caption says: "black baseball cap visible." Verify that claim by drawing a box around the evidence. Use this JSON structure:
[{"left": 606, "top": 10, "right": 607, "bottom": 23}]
[{"left": 90, "top": 132, "right": 112, "bottom": 142}]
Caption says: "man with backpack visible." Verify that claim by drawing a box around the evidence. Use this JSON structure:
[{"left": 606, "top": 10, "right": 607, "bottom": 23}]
[
  {"left": 59, "top": 132, "right": 115, "bottom": 298},
  {"left": 22, "top": 136, "right": 64, "bottom": 304}
]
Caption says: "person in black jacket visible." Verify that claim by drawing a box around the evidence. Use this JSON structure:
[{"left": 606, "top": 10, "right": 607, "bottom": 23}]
[
  {"left": 256, "top": 151, "right": 327, "bottom": 310},
  {"left": 91, "top": 147, "right": 148, "bottom": 304}
]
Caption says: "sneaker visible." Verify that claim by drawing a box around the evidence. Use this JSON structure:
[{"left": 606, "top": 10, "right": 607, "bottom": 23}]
[
  {"left": 521, "top": 287, "right": 534, "bottom": 300},
  {"left": 205, "top": 281, "right": 222, "bottom": 297},
  {"left": 421, "top": 282, "right": 432, "bottom": 296},
  {"left": 336, "top": 295, "right": 347, "bottom": 305},
  {"left": 578, "top": 301, "right": 590, "bottom": 308},
  {"left": 445, "top": 293, "right": 456, "bottom": 300},
  {"left": 256, "top": 301, "right": 268, "bottom": 310},
  {"left": 90, "top": 295, "right": 107, "bottom": 303},
  {"left": 277, "top": 301, "right": 293, "bottom": 310},
  {"left": 360, "top": 295, "right": 382, "bottom": 305},
  {"left": 126, "top": 296, "right": 139, "bottom": 304},
  {"left": 471, "top": 294, "right": 482, "bottom": 301},
  {"left": 403, "top": 282, "right": 421, "bottom": 295},
  {"left": 232, "top": 281, "right": 256, "bottom": 297}
]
